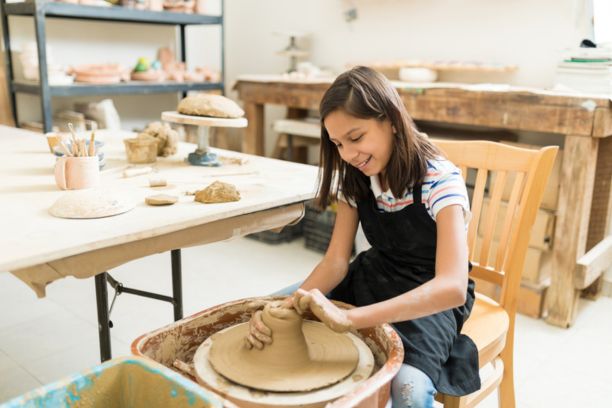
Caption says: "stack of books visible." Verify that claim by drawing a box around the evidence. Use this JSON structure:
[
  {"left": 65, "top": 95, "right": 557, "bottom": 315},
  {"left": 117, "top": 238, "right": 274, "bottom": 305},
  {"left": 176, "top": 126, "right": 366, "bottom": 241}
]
[{"left": 555, "top": 46, "right": 612, "bottom": 94}]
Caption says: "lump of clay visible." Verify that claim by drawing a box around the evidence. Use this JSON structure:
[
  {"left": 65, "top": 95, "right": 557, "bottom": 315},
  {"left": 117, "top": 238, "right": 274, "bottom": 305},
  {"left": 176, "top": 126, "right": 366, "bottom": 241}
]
[
  {"left": 178, "top": 94, "right": 244, "bottom": 119},
  {"left": 145, "top": 194, "right": 178, "bottom": 206},
  {"left": 137, "top": 121, "right": 178, "bottom": 157},
  {"left": 194, "top": 181, "right": 240, "bottom": 204}
]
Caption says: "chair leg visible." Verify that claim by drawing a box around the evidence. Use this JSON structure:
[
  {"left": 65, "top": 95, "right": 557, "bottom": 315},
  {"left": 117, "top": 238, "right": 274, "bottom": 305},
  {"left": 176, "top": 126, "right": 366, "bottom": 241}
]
[
  {"left": 442, "top": 395, "right": 466, "bottom": 408},
  {"left": 498, "top": 348, "right": 516, "bottom": 408}
]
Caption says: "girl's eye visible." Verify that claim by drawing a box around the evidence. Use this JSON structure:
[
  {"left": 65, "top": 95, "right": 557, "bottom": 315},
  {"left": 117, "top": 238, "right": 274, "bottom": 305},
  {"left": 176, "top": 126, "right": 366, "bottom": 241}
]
[{"left": 350, "top": 134, "right": 363, "bottom": 142}]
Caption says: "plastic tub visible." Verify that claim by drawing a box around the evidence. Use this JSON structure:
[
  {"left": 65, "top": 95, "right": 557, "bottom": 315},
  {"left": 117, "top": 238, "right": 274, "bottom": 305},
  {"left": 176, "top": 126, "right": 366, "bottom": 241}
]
[
  {"left": 0, "top": 356, "right": 234, "bottom": 408},
  {"left": 131, "top": 297, "right": 404, "bottom": 408}
]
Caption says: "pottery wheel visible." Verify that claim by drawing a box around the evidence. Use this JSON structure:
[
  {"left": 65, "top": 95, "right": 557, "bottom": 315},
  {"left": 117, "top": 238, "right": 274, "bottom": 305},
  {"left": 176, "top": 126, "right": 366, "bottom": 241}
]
[{"left": 207, "top": 305, "right": 359, "bottom": 393}]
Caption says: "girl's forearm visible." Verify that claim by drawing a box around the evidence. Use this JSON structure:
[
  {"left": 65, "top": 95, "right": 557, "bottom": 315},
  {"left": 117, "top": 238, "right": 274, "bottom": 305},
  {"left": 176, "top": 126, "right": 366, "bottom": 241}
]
[
  {"left": 346, "top": 276, "right": 466, "bottom": 330},
  {"left": 300, "top": 256, "right": 350, "bottom": 295}
]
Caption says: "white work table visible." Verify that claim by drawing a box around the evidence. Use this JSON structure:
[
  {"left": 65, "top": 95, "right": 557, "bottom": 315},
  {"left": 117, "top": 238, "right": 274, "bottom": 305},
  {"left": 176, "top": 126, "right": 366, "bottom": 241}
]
[{"left": 0, "top": 125, "right": 318, "bottom": 361}]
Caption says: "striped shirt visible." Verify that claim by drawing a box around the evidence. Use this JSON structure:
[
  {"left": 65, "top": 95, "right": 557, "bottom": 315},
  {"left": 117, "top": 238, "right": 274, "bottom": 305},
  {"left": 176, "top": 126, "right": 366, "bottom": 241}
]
[{"left": 341, "top": 158, "right": 471, "bottom": 223}]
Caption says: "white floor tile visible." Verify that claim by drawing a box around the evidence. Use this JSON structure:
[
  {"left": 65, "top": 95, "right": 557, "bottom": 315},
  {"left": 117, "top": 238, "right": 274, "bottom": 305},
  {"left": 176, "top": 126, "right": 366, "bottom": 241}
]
[
  {"left": 20, "top": 336, "right": 129, "bottom": 386},
  {"left": 0, "top": 311, "right": 97, "bottom": 365},
  {"left": 0, "top": 363, "right": 42, "bottom": 403}
]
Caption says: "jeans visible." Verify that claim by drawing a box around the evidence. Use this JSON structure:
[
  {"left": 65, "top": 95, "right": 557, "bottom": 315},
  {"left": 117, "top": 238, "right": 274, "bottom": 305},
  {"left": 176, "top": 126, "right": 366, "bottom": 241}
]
[
  {"left": 391, "top": 364, "right": 436, "bottom": 408},
  {"left": 271, "top": 281, "right": 302, "bottom": 296},
  {"left": 271, "top": 282, "right": 437, "bottom": 407}
]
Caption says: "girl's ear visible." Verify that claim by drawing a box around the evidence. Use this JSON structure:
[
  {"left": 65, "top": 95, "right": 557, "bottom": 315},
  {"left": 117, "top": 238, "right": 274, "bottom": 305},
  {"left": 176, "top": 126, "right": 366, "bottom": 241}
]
[{"left": 392, "top": 125, "right": 397, "bottom": 134}]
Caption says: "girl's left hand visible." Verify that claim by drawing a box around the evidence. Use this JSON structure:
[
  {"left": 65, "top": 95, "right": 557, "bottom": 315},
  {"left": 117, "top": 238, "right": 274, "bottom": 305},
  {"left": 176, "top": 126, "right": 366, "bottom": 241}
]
[{"left": 293, "top": 288, "right": 353, "bottom": 333}]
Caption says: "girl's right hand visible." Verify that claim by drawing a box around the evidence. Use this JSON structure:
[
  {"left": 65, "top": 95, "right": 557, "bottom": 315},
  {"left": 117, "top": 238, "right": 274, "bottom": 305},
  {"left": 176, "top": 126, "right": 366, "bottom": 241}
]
[
  {"left": 244, "top": 309, "right": 272, "bottom": 350},
  {"left": 244, "top": 297, "right": 293, "bottom": 350}
]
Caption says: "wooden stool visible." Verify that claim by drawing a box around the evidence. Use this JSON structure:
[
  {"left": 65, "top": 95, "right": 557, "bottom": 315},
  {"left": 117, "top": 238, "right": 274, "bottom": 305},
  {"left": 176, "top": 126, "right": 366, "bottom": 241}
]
[{"left": 272, "top": 118, "right": 320, "bottom": 163}]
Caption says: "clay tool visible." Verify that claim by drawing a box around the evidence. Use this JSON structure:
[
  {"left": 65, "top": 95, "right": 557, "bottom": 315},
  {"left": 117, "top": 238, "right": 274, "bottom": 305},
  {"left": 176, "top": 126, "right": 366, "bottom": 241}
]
[
  {"left": 173, "top": 359, "right": 195, "bottom": 377},
  {"left": 68, "top": 123, "right": 79, "bottom": 146},
  {"left": 89, "top": 131, "right": 96, "bottom": 157},
  {"left": 58, "top": 140, "right": 73, "bottom": 157},
  {"left": 123, "top": 166, "right": 154, "bottom": 178},
  {"left": 149, "top": 177, "right": 167, "bottom": 187}
]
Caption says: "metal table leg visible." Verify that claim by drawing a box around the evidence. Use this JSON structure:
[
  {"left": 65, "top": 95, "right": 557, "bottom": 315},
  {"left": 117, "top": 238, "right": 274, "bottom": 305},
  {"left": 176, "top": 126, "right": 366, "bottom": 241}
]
[
  {"left": 171, "top": 249, "right": 183, "bottom": 321},
  {"left": 95, "top": 272, "right": 112, "bottom": 362}
]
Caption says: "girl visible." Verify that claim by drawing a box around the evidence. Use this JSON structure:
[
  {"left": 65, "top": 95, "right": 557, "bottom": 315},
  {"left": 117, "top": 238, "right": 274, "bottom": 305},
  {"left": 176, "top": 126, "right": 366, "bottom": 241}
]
[{"left": 246, "top": 66, "right": 480, "bottom": 408}]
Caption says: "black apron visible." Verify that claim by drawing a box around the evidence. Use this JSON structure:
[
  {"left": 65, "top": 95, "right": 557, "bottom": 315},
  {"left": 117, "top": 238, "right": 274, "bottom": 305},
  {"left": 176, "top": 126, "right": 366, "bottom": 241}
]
[{"left": 329, "top": 183, "right": 480, "bottom": 396}]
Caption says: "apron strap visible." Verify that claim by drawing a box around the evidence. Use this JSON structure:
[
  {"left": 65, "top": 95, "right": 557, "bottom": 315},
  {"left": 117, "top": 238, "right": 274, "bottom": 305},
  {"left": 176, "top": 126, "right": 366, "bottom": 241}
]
[{"left": 412, "top": 183, "right": 423, "bottom": 205}]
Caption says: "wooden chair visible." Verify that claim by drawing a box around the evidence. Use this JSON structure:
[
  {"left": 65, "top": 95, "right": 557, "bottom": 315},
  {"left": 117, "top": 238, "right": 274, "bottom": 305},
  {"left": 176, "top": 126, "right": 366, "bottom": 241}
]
[{"left": 431, "top": 140, "right": 558, "bottom": 408}]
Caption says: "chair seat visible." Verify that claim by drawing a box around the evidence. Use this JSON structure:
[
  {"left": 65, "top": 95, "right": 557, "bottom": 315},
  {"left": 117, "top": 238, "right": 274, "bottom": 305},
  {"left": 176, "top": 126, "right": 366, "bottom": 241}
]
[{"left": 461, "top": 293, "right": 509, "bottom": 368}]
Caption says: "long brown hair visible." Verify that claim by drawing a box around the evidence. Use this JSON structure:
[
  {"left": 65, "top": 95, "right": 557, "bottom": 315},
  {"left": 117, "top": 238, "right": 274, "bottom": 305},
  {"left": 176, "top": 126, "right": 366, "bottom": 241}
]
[{"left": 317, "top": 66, "right": 440, "bottom": 208}]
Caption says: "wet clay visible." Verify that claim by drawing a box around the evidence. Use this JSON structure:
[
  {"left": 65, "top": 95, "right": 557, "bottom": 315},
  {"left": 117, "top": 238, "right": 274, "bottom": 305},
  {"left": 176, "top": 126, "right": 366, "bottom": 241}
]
[
  {"left": 208, "top": 303, "right": 359, "bottom": 392},
  {"left": 195, "top": 181, "right": 240, "bottom": 204}
]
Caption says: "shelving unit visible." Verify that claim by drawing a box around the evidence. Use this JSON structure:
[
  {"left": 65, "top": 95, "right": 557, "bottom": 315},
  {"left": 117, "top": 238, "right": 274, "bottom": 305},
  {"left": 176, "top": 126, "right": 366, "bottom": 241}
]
[{"left": 1, "top": 0, "right": 225, "bottom": 132}]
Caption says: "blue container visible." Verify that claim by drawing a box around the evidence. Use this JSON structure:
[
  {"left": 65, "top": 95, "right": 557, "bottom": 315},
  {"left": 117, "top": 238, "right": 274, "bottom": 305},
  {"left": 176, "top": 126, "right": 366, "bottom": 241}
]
[{"left": 0, "top": 356, "right": 232, "bottom": 408}]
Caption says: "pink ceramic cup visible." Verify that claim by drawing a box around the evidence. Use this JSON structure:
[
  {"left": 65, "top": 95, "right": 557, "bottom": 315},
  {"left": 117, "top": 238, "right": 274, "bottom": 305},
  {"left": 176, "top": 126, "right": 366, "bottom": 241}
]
[{"left": 54, "top": 156, "right": 100, "bottom": 190}]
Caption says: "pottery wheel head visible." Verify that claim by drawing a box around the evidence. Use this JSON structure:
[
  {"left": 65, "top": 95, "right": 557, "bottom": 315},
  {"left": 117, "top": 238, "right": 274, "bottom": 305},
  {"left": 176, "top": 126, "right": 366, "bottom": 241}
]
[{"left": 207, "top": 304, "right": 359, "bottom": 392}]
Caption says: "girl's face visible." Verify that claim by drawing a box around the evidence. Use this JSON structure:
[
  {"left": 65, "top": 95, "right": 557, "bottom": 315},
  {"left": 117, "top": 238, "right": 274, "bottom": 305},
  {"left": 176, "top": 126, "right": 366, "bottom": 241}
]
[{"left": 324, "top": 109, "right": 394, "bottom": 177}]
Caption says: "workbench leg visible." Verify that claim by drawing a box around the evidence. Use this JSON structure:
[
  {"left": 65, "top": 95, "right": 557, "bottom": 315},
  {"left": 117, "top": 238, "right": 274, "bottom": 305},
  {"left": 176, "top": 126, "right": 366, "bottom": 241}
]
[
  {"left": 545, "top": 136, "right": 598, "bottom": 328},
  {"left": 582, "top": 136, "right": 612, "bottom": 299},
  {"left": 243, "top": 102, "right": 264, "bottom": 156},
  {"left": 171, "top": 249, "right": 183, "bottom": 321},
  {"left": 95, "top": 272, "right": 112, "bottom": 362}
]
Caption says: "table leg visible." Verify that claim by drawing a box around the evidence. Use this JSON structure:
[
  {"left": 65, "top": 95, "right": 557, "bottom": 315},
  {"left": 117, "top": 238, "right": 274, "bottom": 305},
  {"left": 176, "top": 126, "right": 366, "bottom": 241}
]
[
  {"left": 95, "top": 272, "right": 112, "bottom": 362},
  {"left": 545, "top": 135, "right": 599, "bottom": 327},
  {"left": 243, "top": 102, "right": 264, "bottom": 155},
  {"left": 582, "top": 137, "right": 612, "bottom": 298},
  {"left": 171, "top": 249, "right": 183, "bottom": 321}
]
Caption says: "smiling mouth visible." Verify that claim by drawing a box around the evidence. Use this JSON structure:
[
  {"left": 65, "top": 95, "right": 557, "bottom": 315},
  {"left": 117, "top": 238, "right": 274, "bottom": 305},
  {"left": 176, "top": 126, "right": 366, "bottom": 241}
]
[{"left": 354, "top": 156, "right": 372, "bottom": 170}]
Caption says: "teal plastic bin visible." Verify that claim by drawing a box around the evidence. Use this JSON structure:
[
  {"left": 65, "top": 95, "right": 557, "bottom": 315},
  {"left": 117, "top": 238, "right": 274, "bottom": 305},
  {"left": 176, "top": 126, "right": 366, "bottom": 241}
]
[{"left": 1, "top": 356, "right": 232, "bottom": 408}]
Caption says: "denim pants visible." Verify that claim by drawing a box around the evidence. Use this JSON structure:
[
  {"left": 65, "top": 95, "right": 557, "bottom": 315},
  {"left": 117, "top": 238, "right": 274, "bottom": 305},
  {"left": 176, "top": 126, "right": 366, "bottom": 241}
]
[{"left": 271, "top": 283, "right": 437, "bottom": 408}]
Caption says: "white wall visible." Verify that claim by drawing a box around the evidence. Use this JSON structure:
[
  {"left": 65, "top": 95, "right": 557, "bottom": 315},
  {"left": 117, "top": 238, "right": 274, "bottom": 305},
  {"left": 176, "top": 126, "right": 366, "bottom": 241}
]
[
  {"left": 5, "top": 0, "right": 594, "bottom": 132},
  {"left": 224, "top": 0, "right": 593, "bottom": 88},
  {"left": 222, "top": 0, "right": 593, "bottom": 154}
]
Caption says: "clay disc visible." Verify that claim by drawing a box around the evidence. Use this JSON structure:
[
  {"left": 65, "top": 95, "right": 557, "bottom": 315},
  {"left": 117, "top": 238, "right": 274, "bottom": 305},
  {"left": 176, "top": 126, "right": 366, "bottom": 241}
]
[
  {"left": 49, "top": 189, "right": 135, "bottom": 219},
  {"left": 208, "top": 320, "right": 359, "bottom": 392},
  {"left": 145, "top": 194, "right": 178, "bottom": 206}
]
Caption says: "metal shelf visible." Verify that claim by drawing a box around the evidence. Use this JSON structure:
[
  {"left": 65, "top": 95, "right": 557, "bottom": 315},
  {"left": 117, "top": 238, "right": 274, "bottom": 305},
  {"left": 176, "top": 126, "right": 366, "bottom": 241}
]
[
  {"left": 1, "top": 0, "right": 226, "bottom": 132},
  {"left": 2, "top": 1, "right": 222, "bottom": 25},
  {"left": 12, "top": 80, "right": 224, "bottom": 96}
]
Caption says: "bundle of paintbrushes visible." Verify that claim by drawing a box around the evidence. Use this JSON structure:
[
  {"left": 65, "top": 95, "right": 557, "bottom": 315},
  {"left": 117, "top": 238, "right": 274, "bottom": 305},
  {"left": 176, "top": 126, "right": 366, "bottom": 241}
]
[{"left": 57, "top": 123, "right": 97, "bottom": 157}]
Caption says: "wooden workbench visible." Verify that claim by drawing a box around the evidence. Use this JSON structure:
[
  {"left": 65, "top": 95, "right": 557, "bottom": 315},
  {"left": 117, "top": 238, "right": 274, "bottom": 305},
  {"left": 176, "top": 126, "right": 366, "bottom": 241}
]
[{"left": 234, "top": 75, "right": 612, "bottom": 328}]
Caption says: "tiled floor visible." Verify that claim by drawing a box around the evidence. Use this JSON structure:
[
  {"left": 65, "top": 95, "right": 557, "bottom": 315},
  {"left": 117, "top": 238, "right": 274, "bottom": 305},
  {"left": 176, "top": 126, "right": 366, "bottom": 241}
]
[{"left": 0, "top": 237, "right": 610, "bottom": 407}]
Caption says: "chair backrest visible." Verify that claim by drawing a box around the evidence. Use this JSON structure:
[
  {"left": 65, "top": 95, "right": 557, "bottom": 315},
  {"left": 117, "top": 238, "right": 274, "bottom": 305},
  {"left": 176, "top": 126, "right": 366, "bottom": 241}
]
[{"left": 431, "top": 139, "right": 558, "bottom": 320}]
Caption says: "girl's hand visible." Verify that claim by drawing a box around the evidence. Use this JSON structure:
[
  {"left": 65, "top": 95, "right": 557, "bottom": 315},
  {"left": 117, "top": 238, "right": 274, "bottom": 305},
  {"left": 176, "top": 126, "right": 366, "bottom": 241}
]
[
  {"left": 244, "top": 309, "right": 272, "bottom": 350},
  {"left": 293, "top": 288, "right": 353, "bottom": 333},
  {"left": 244, "top": 298, "right": 293, "bottom": 350}
]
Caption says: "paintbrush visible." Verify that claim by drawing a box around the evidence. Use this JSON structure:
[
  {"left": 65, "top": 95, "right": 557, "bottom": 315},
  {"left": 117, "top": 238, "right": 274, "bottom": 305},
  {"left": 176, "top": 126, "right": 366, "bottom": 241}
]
[{"left": 89, "top": 131, "right": 96, "bottom": 157}]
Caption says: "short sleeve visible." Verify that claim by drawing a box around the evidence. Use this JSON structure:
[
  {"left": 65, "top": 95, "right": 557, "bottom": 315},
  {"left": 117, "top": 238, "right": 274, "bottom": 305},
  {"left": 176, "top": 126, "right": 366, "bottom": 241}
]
[{"left": 426, "top": 161, "right": 471, "bottom": 225}]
